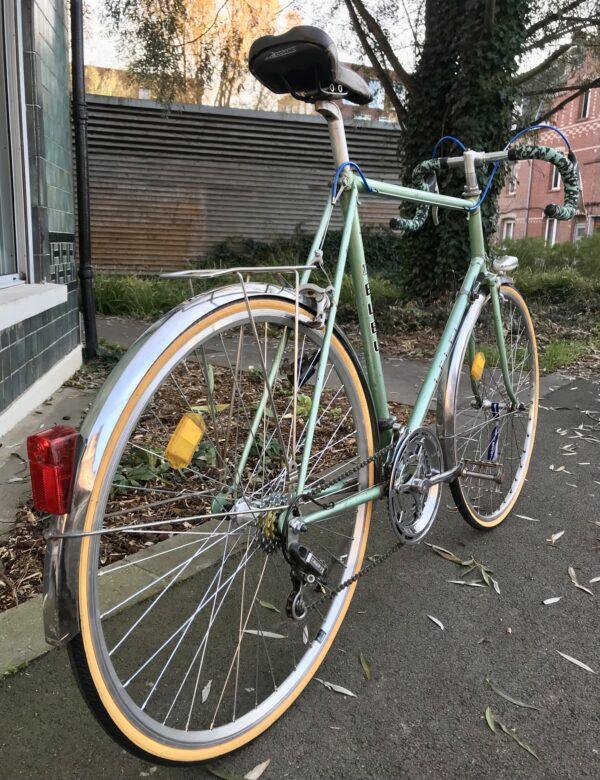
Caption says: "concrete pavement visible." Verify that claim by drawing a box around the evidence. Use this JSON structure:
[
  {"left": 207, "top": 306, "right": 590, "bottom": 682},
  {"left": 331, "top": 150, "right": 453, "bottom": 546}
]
[{"left": 1, "top": 378, "right": 598, "bottom": 779}]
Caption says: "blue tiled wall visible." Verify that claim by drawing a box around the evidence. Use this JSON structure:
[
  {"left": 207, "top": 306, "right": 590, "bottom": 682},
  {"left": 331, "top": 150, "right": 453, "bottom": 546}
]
[{"left": 0, "top": 0, "right": 79, "bottom": 414}]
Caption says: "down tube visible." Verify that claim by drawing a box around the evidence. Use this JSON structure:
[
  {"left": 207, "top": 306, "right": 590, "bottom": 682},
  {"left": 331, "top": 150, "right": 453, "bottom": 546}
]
[{"left": 407, "top": 255, "right": 485, "bottom": 431}]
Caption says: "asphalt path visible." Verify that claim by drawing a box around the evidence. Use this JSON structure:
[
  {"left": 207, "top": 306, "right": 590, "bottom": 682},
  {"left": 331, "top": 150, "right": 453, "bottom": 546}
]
[{"left": 1, "top": 379, "right": 598, "bottom": 779}]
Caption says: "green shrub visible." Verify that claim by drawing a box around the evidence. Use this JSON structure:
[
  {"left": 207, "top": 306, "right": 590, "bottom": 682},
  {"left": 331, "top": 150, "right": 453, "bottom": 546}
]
[
  {"left": 500, "top": 233, "right": 600, "bottom": 278},
  {"left": 204, "top": 227, "right": 410, "bottom": 282}
]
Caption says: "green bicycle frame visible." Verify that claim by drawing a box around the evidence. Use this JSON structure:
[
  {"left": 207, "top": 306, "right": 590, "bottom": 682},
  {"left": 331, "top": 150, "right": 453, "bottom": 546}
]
[{"left": 231, "top": 135, "right": 517, "bottom": 532}]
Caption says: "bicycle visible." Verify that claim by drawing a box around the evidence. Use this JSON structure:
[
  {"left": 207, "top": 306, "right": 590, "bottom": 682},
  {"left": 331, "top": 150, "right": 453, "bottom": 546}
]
[{"left": 32, "top": 25, "right": 580, "bottom": 765}]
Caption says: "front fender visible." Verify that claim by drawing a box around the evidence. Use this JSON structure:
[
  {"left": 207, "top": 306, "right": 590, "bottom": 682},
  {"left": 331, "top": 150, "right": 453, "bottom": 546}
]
[{"left": 44, "top": 281, "right": 378, "bottom": 646}]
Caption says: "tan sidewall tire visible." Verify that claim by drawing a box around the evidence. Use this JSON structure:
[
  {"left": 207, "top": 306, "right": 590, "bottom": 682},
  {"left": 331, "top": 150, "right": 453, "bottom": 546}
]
[
  {"left": 75, "top": 298, "right": 375, "bottom": 763},
  {"left": 448, "top": 286, "right": 539, "bottom": 529}
]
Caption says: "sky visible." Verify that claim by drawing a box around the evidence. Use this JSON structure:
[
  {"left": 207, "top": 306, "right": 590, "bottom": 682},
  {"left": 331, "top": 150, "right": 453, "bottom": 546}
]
[
  {"left": 83, "top": 0, "right": 417, "bottom": 70},
  {"left": 83, "top": 0, "right": 545, "bottom": 79}
]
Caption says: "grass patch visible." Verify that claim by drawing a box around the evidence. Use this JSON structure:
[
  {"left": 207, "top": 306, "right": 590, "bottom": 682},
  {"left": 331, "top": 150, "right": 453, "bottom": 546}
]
[
  {"left": 92, "top": 230, "right": 599, "bottom": 375},
  {"left": 538, "top": 339, "right": 595, "bottom": 374}
]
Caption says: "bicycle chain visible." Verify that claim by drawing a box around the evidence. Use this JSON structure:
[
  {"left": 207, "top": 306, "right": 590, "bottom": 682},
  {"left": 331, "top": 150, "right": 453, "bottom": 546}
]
[{"left": 290, "top": 439, "right": 408, "bottom": 614}]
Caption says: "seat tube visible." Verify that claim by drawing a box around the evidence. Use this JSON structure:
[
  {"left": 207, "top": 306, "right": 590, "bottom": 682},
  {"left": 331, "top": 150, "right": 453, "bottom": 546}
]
[
  {"left": 315, "top": 100, "right": 391, "bottom": 439},
  {"left": 315, "top": 100, "right": 349, "bottom": 168}
]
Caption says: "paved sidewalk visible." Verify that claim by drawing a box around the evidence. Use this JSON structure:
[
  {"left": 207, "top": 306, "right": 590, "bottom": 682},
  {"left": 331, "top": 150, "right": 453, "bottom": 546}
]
[
  {"left": 1, "top": 378, "right": 598, "bottom": 779},
  {"left": 97, "top": 315, "right": 571, "bottom": 407}
]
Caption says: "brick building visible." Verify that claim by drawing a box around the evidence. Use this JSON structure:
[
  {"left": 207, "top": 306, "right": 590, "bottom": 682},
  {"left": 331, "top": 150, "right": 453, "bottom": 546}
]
[
  {"left": 0, "top": 1, "right": 80, "bottom": 436},
  {"left": 498, "top": 66, "right": 600, "bottom": 245}
]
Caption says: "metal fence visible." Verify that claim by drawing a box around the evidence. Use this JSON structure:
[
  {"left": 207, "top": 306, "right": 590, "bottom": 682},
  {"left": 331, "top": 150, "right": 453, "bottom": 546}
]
[{"left": 85, "top": 96, "right": 402, "bottom": 273}]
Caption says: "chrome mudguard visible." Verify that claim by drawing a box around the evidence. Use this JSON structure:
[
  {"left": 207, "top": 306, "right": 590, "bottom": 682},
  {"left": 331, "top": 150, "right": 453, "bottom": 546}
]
[
  {"left": 436, "top": 290, "right": 488, "bottom": 469},
  {"left": 43, "top": 282, "right": 374, "bottom": 646}
]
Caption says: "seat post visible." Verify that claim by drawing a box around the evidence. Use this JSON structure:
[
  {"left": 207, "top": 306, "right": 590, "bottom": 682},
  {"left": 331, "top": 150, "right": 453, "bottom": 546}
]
[{"left": 315, "top": 100, "right": 349, "bottom": 169}]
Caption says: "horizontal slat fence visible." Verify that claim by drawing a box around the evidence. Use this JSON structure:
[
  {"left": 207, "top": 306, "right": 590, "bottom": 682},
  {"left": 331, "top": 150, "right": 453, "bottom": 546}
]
[{"left": 85, "top": 97, "right": 402, "bottom": 273}]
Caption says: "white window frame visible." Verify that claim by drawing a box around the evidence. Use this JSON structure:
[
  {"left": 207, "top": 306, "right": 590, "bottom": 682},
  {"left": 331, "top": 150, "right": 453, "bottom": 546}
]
[
  {"left": 572, "top": 220, "right": 587, "bottom": 242},
  {"left": 550, "top": 164, "right": 561, "bottom": 191},
  {"left": 502, "top": 220, "right": 515, "bottom": 240},
  {"left": 545, "top": 217, "right": 558, "bottom": 246},
  {"left": 579, "top": 89, "right": 590, "bottom": 120},
  {"left": 0, "top": 1, "right": 33, "bottom": 289}
]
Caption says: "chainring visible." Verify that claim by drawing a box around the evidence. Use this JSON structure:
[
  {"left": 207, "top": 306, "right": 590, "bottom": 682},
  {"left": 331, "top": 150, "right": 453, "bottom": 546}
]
[{"left": 388, "top": 427, "right": 443, "bottom": 544}]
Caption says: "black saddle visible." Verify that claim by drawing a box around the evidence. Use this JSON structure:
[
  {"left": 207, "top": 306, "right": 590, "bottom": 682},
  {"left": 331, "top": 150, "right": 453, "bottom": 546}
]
[{"left": 249, "top": 26, "right": 372, "bottom": 106}]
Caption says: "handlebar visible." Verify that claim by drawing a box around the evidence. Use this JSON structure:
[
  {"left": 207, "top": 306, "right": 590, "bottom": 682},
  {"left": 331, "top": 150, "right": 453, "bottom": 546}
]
[{"left": 390, "top": 144, "right": 580, "bottom": 232}]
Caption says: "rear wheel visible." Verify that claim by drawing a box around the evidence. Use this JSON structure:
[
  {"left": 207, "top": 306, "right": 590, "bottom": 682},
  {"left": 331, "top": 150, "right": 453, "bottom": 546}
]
[
  {"left": 70, "top": 297, "right": 374, "bottom": 764},
  {"left": 441, "top": 285, "right": 538, "bottom": 529}
]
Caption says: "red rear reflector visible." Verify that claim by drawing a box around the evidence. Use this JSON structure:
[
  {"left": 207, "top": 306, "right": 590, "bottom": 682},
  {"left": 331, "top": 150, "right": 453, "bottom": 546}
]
[{"left": 27, "top": 425, "right": 78, "bottom": 515}]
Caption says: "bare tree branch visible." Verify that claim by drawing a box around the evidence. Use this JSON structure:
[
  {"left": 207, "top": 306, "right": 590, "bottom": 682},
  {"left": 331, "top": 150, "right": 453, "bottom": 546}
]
[
  {"left": 347, "top": 0, "right": 415, "bottom": 91},
  {"left": 513, "top": 42, "right": 573, "bottom": 85},
  {"left": 523, "top": 77, "right": 600, "bottom": 95},
  {"left": 524, "top": 19, "right": 595, "bottom": 52},
  {"left": 525, "top": 0, "right": 587, "bottom": 38},
  {"left": 535, "top": 76, "right": 600, "bottom": 122},
  {"left": 343, "top": 0, "right": 408, "bottom": 121}
]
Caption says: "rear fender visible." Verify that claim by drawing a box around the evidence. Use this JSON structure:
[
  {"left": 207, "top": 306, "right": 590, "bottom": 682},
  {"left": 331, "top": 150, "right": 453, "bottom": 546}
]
[{"left": 43, "top": 282, "right": 378, "bottom": 645}]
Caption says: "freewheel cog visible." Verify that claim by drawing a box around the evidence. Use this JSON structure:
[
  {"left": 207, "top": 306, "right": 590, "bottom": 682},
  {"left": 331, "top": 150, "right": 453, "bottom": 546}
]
[
  {"left": 388, "top": 427, "right": 443, "bottom": 544},
  {"left": 256, "top": 508, "right": 282, "bottom": 554}
]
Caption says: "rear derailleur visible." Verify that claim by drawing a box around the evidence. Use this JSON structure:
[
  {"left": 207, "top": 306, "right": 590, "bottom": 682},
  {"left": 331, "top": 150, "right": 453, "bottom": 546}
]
[{"left": 286, "top": 542, "right": 328, "bottom": 621}]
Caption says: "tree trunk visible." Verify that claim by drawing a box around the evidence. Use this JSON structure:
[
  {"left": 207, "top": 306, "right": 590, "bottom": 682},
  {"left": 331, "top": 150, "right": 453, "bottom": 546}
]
[{"left": 397, "top": 0, "right": 529, "bottom": 297}]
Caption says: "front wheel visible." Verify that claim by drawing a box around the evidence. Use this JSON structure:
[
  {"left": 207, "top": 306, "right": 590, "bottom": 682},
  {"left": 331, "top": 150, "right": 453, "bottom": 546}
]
[
  {"left": 69, "top": 295, "right": 375, "bottom": 764},
  {"left": 440, "top": 285, "right": 539, "bottom": 529}
]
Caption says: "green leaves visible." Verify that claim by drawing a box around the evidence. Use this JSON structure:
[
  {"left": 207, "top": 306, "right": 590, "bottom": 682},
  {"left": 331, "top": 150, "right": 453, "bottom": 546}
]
[
  {"left": 484, "top": 708, "right": 540, "bottom": 761},
  {"left": 486, "top": 678, "right": 540, "bottom": 711},
  {"left": 425, "top": 543, "right": 500, "bottom": 592},
  {"left": 359, "top": 652, "right": 372, "bottom": 680}
]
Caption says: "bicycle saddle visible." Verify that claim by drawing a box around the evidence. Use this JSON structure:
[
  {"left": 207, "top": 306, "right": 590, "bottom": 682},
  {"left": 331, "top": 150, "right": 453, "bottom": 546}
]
[{"left": 249, "top": 25, "right": 372, "bottom": 106}]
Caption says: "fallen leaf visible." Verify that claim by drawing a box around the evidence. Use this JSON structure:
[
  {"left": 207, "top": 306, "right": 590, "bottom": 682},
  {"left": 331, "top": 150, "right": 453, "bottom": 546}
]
[
  {"left": 243, "top": 630, "right": 286, "bottom": 639},
  {"left": 589, "top": 576, "right": 600, "bottom": 584},
  {"left": 447, "top": 579, "right": 487, "bottom": 588},
  {"left": 427, "top": 614, "right": 444, "bottom": 630},
  {"left": 202, "top": 679, "right": 212, "bottom": 704},
  {"left": 302, "top": 625, "right": 309, "bottom": 645},
  {"left": 543, "top": 596, "right": 561, "bottom": 605},
  {"left": 546, "top": 530, "right": 565, "bottom": 545},
  {"left": 515, "top": 514, "right": 539, "bottom": 522},
  {"left": 359, "top": 651, "right": 372, "bottom": 680},
  {"left": 568, "top": 566, "right": 594, "bottom": 596},
  {"left": 498, "top": 722, "right": 540, "bottom": 761},
  {"left": 314, "top": 678, "right": 357, "bottom": 697},
  {"left": 486, "top": 678, "right": 540, "bottom": 710},
  {"left": 257, "top": 599, "right": 280, "bottom": 614},
  {"left": 244, "top": 759, "right": 271, "bottom": 780},
  {"left": 485, "top": 706, "right": 496, "bottom": 733},
  {"left": 556, "top": 650, "right": 596, "bottom": 674},
  {"left": 425, "top": 543, "right": 463, "bottom": 564}
]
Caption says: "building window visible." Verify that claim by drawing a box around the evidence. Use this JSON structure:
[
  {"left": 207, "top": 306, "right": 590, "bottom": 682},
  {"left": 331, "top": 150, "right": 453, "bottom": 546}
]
[
  {"left": 550, "top": 164, "right": 561, "bottom": 191},
  {"left": 0, "top": 4, "right": 30, "bottom": 289},
  {"left": 0, "top": 12, "right": 17, "bottom": 285},
  {"left": 502, "top": 220, "right": 515, "bottom": 241},
  {"left": 138, "top": 87, "right": 151, "bottom": 100},
  {"left": 545, "top": 217, "right": 558, "bottom": 246},
  {"left": 573, "top": 220, "right": 587, "bottom": 242},
  {"left": 579, "top": 89, "right": 590, "bottom": 120}
]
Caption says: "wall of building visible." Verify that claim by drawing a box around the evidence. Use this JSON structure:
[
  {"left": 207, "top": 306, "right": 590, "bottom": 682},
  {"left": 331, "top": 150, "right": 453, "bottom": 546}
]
[
  {"left": 0, "top": 0, "right": 79, "bottom": 419},
  {"left": 84, "top": 96, "right": 403, "bottom": 273},
  {"left": 498, "top": 77, "right": 600, "bottom": 244}
]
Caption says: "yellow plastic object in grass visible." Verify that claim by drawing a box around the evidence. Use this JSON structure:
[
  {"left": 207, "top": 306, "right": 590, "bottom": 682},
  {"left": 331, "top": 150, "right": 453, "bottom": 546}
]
[
  {"left": 470, "top": 351, "right": 486, "bottom": 382},
  {"left": 165, "top": 412, "right": 207, "bottom": 469}
]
